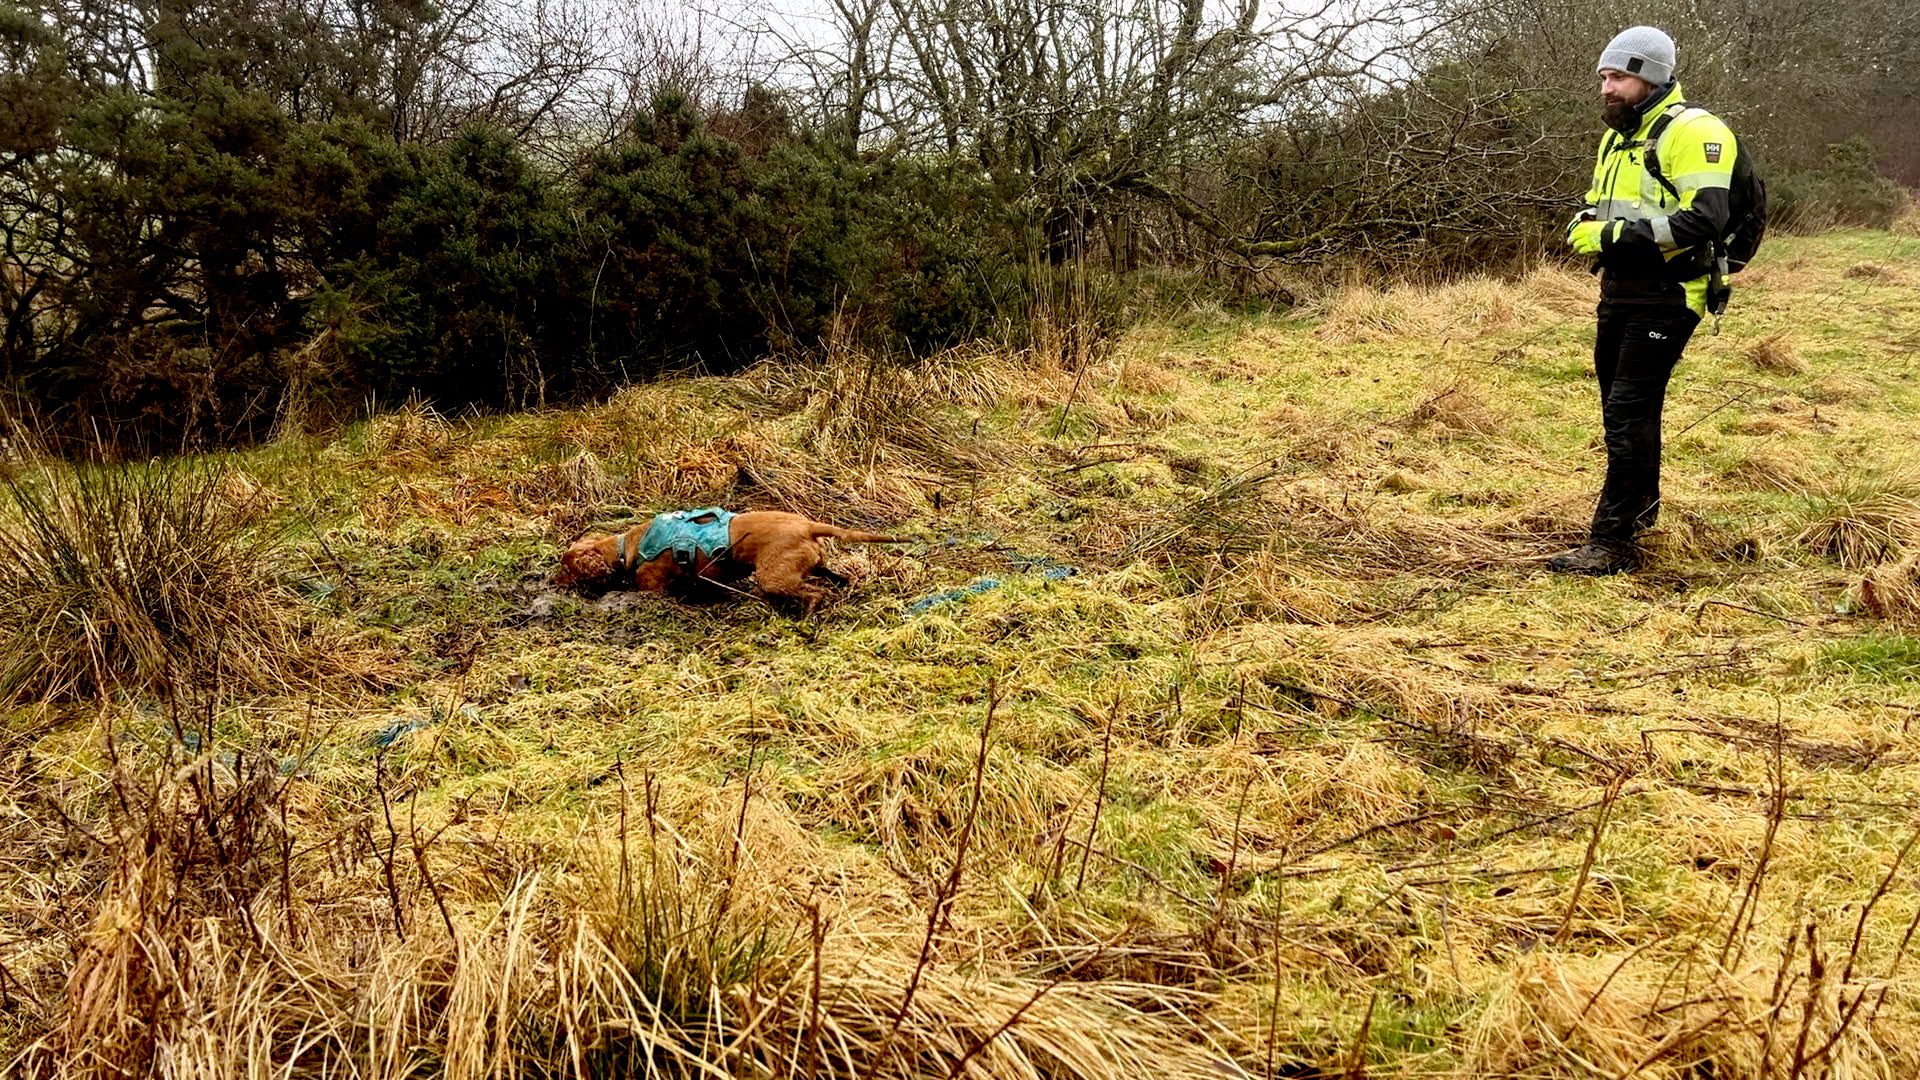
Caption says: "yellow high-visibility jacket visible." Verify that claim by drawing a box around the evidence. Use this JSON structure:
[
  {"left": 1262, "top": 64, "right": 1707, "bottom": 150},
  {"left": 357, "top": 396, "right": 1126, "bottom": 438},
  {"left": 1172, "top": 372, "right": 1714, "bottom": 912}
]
[{"left": 1579, "top": 81, "right": 1737, "bottom": 315}]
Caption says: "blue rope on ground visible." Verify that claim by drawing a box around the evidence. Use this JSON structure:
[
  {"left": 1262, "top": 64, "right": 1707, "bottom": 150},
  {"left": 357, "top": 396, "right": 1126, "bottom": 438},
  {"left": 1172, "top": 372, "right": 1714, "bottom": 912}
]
[
  {"left": 371, "top": 717, "right": 434, "bottom": 749},
  {"left": 906, "top": 576, "right": 1005, "bottom": 615},
  {"left": 1006, "top": 553, "right": 1079, "bottom": 579},
  {"left": 904, "top": 552, "right": 1079, "bottom": 616}
]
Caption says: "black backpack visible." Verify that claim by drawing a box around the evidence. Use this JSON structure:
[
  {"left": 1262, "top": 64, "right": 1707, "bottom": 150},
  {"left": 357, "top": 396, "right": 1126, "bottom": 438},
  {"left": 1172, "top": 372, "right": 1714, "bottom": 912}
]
[{"left": 1644, "top": 101, "right": 1768, "bottom": 275}]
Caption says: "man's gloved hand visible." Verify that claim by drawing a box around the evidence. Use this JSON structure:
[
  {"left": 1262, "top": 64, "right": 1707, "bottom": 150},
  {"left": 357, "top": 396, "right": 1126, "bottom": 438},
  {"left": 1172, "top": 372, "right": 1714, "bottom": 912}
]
[{"left": 1568, "top": 219, "right": 1609, "bottom": 256}]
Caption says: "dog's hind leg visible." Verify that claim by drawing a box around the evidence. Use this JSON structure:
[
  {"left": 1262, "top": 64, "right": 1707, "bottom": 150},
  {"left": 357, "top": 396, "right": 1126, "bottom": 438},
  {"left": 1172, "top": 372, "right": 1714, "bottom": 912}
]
[
  {"left": 812, "top": 563, "right": 852, "bottom": 588},
  {"left": 755, "top": 550, "right": 827, "bottom": 612}
]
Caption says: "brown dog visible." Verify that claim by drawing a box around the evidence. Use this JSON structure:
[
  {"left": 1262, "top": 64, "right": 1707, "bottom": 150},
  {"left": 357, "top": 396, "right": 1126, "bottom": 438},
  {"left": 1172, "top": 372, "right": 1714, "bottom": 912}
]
[{"left": 555, "top": 509, "right": 904, "bottom": 611}]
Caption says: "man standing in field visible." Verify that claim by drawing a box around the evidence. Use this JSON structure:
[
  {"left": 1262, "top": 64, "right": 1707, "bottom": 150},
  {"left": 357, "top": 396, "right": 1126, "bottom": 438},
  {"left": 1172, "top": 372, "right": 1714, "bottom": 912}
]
[{"left": 1551, "top": 26, "right": 1739, "bottom": 575}]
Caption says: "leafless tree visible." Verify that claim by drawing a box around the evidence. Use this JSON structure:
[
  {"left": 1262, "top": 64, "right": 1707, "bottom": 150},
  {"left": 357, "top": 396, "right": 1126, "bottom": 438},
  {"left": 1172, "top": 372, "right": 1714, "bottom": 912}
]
[
  {"left": 758, "top": 0, "right": 1585, "bottom": 264},
  {"left": 1441, "top": 0, "right": 1920, "bottom": 174},
  {"left": 22, "top": 0, "right": 616, "bottom": 150}
]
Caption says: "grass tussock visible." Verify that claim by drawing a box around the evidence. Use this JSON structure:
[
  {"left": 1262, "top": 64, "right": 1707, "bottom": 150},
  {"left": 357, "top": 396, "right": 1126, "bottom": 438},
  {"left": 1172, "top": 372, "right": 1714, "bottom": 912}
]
[
  {"left": 513, "top": 448, "right": 623, "bottom": 508},
  {"left": 552, "top": 348, "right": 1033, "bottom": 525},
  {"left": 559, "top": 382, "right": 717, "bottom": 464},
  {"left": 1464, "top": 941, "right": 1900, "bottom": 1078},
  {"left": 1195, "top": 549, "right": 1349, "bottom": 626},
  {"left": 215, "top": 467, "right": 285, "bottom": 519},
  {"left": 1858, "top": 552, "right": 1920, "bottom": 625},
  {"left": 1643, "top": 504, "right": 1751, "bottom": 565},
  {"left": 1312, "top": 265, "right": 1587, "bottom": 344},
  {"left": 1717, "top": 448, "right": 1815, "bottom": 493},
  {"left": 7, "top": 727, "right": 1235, "bottom": 1080},
  {"left": 1746, "top": 333, "right": 1807, "bottom": 375},
  {"left": 0, "top": 460, "right": 314, "bottom": 701},
  {"left": 362, "top": 398, "right": 456, "bottom": 462},
  {"left": 1895, "top": 196, "right": 1920, "bottom": 237},
  {"left": 1792, "top": 473, "right": 1920, "bottom": 567},
  {"left": 1400, "top": 375, "right": 1504, "bottom": 438},
  {"left": 727, "top": 348, "right": 1044, "bottom": 520},
  {"left": 760, "top": 357, "right": 962, "bottom": 461}
]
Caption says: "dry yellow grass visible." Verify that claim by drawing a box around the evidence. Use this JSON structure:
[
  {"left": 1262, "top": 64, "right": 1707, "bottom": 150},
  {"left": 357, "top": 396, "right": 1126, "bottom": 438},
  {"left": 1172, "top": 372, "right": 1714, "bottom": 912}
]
[
  {"left": 1399, "top": 374, "right": 1505, "bottom": 438},
  {"left": 1859, "top": 552, "right": 1920, "bottom": 625},
  {"left": 1794, "top": 476, "right": 1920, "bottom": 568},
  {"left": 1746, "top": 333, "right": 1806, "bottom": 374},
  {"left": 1313, "top": 265, "right": 1591, "bottom": 344},
  {"left": 362, "top": 398, "right": 455, "bottom": 461},
  {"left": 8, "top": 230, "right": 1920, "bottom": 1078},
  {"left": 10, "top": 751, "right": 1239, "bottom": 1080},
  {"left": 1895, "top": 197, "right": 1920, "bottom": 237}
]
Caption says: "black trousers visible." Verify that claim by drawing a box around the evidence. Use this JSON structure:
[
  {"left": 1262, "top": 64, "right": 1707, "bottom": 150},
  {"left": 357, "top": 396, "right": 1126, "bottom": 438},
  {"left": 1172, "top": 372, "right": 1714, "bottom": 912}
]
[{"left": 1588, "top": 301, "right": 1700, "bottom": 548}]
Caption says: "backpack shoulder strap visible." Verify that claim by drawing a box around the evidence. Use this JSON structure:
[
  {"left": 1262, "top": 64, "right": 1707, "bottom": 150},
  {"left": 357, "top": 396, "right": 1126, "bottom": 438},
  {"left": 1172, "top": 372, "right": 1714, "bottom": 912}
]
[{"left": 1643, "top": 100, "right": 1701, "bottom": 205}]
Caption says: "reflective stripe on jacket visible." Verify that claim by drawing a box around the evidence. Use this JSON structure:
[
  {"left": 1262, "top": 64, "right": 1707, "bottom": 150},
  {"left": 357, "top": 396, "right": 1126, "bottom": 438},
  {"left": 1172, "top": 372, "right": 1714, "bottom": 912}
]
[{"left": 1582, "top": 81, "right": 1736, "bottom": 315}]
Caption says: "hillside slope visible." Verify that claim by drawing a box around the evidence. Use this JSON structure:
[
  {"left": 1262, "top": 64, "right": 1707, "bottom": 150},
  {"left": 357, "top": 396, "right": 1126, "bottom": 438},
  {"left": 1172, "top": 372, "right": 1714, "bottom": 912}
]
[{"left": 9, "top": 229, "right": 1920, "bottom": 1078}]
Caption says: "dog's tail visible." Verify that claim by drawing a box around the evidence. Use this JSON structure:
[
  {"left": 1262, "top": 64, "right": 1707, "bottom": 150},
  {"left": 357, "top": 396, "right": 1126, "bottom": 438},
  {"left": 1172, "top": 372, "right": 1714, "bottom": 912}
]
[{"left": 809, "top": 522, "right": 907, "bottom": 544}]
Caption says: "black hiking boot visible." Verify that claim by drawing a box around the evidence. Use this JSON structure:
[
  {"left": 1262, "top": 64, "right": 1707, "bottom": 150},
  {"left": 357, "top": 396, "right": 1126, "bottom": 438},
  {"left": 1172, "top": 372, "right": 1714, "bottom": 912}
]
[{"left": 1545, "top": 543, "right": 1637, "bottom": 576}]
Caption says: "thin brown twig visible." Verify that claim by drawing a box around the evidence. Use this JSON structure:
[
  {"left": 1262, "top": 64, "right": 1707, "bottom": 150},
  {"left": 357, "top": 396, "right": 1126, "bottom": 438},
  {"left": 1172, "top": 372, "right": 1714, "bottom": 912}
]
[
  {"left": 1207, "top": 772, "right": 1253, "bottom": 947},
  {"left": 1842, "top": 825, "right": 1920, "bottom": 986},
  {"left": 1075, "top": 697, "right": 1117, "bottom": 891},
  {"left": 714, "top": 738, "right": 759, "bottom": 931},
  {"left": 1578, "top": 935, "right": 1666, "bottom": 1021},
  {"left": 1554, "top": 770, "right": 1626, "bottom": 947},
  {"left": 1719, "top": 720, "right": 1788, "bottom": 970},
  {"left": 1757, "top": 921, "right": 1804, "bottom": 1076},
  {"left": 804, "top": 902, "right": 828, "bottom": 1080},
  {"left": 1437, "top": 831, "right": 1462, "bottom": 991},
  {"left": 1343, "top": 991, "right": 1377, "bottom": 1080},
  {"left": 1691, "top": 598, "right": 1826, "bottom": 628},
  {"left": 943, "top": 940, "right": 1111, "bottom": 1079},
  {"left": 869, "top": 682, "right": 998, "bottom": 1079},
  {"left": 1267, "top": 875, "right": 1285, "bottom": 1080},
  {"left": 1788, "top": 922, "right": 1825, "bottom": 1078},
  {"left": 372, "top": 754, "right": 408, "bottom": 941},
  {"left": 407, "top": 793, "right": 458, "bottom": 945}
]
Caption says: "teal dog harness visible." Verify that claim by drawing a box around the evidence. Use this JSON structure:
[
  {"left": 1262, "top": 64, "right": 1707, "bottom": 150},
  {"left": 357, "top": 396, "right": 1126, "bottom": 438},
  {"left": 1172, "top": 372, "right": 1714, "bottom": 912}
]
[{"left": 618, "top": 507, "right": 736, "bottom": 571}]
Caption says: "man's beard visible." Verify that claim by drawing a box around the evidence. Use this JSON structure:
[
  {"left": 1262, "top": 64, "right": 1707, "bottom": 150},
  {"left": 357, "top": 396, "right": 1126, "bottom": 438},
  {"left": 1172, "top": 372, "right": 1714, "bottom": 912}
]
[{"left": 1603, "top": 97, "right": 1640, "bottom": 133}]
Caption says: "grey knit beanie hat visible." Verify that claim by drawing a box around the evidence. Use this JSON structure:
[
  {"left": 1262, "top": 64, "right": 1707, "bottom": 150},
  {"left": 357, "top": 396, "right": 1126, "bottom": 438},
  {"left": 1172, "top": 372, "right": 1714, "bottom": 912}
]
[{"left": 1596, "top": 26, "right": 1676, "bottom": 85}]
